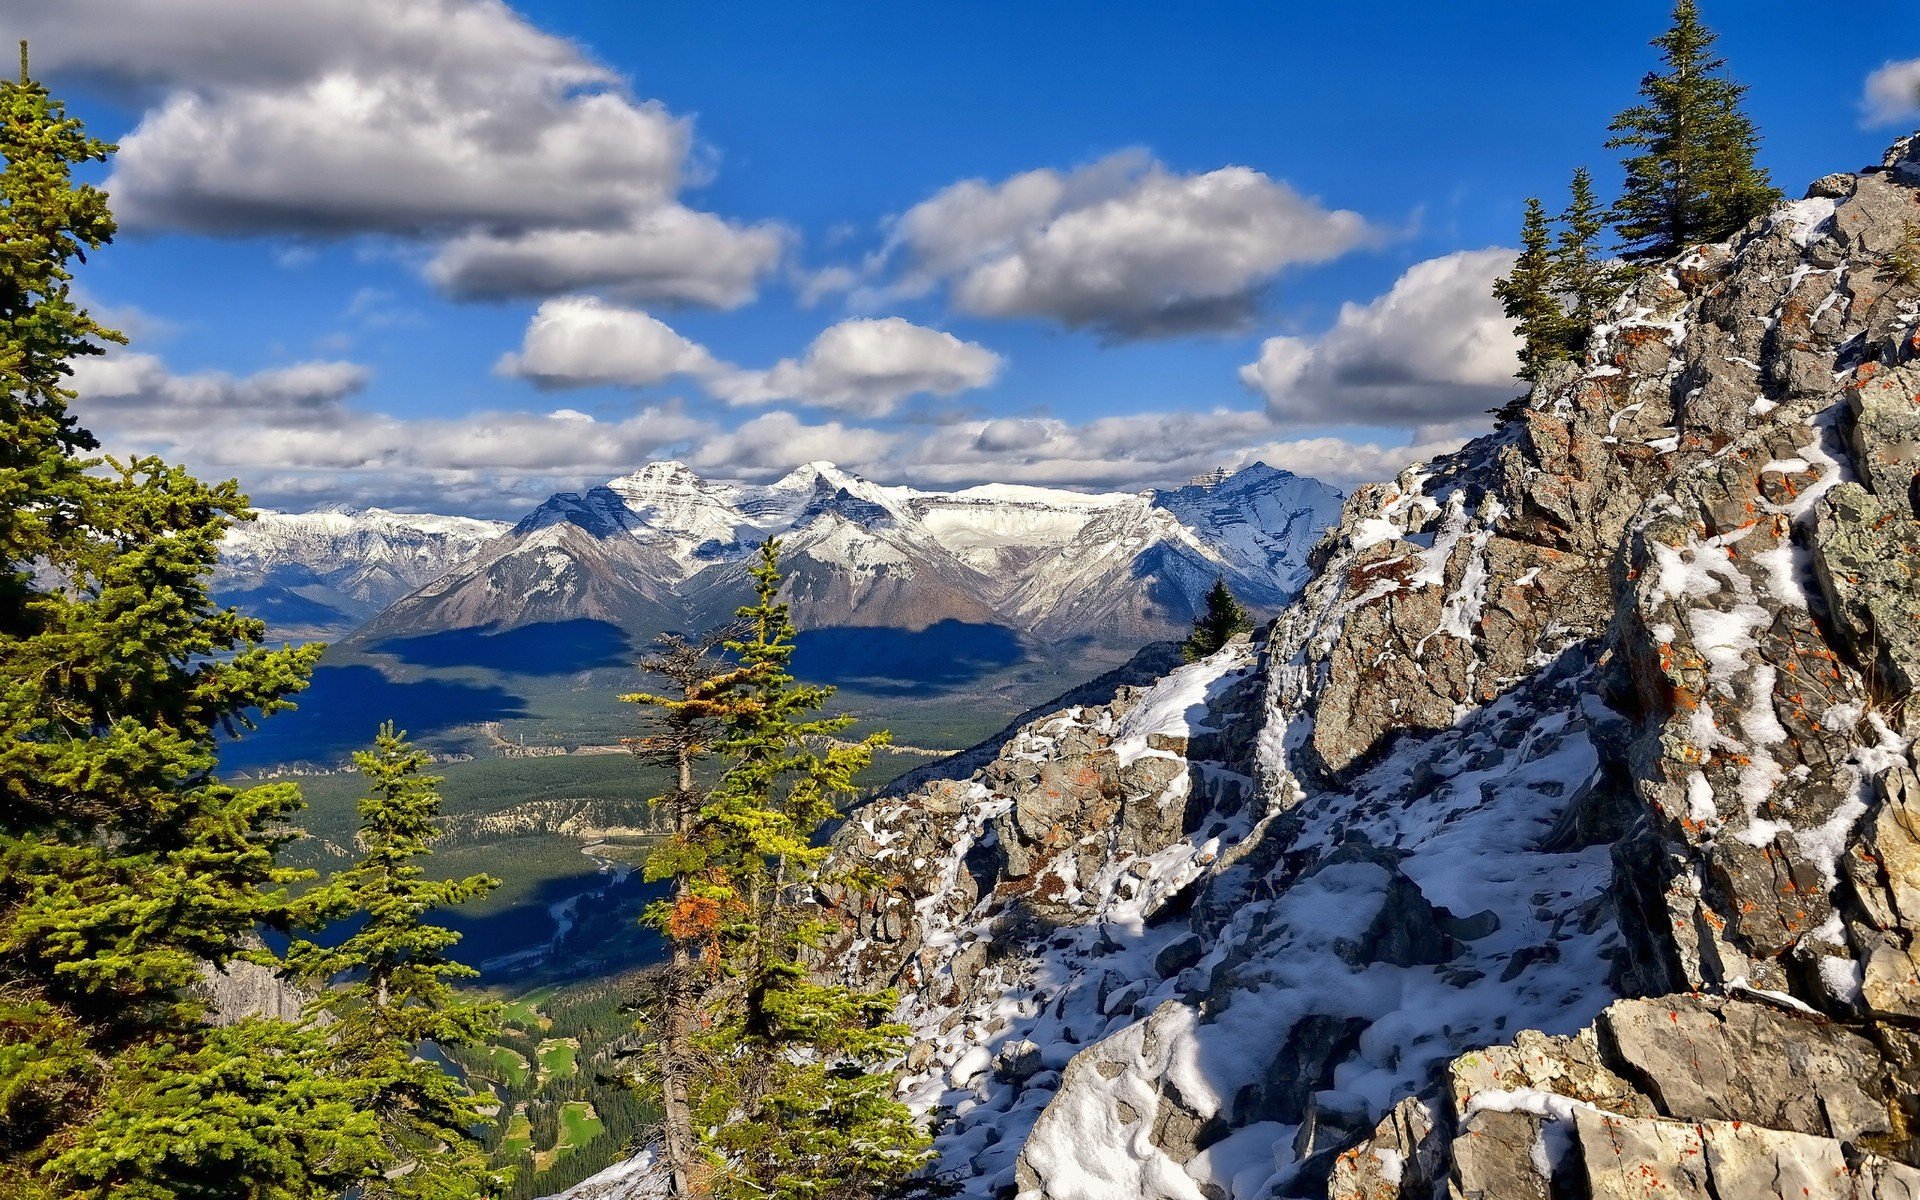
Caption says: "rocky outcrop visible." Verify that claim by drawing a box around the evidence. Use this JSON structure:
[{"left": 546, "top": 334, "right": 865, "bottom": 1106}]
[
  {"left": 791, "top": 134, "right": 1920, "bottom": 1200},
  {"left": 197, "top": 957, "right": 309, "bottom": 1024},
  {"left": 1333, "top": 994, "right": 1920, "bottom": 1200}
]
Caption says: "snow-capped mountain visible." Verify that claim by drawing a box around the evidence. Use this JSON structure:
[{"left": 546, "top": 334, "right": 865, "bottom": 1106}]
[
  {"left": 215, "top": 506, "right": 508, "bottom": 639},
  {"left": 352, "top": 461, "right": 1344, "bottom": 658}
]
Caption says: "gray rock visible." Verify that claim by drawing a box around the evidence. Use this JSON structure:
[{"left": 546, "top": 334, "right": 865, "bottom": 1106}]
[
  {"left": 1450, "top": 1108, "right": 1551, "bottom": 1199},
  {"left": 197, "top": 958, "right": 307, "bottom": 1024},
  {"left": 1153, "top": 933, "right": 1205, "bottom": 978},
  {"left": 1599, "top": 996, "right": 1894, "bottom": 1143},
  {"left": 992, "top": 1038, "right": 1044, "bottom": 1084},
  {"left": 1844, "top": 363, "right": 1920, "bottom": 511},
  {"left": 1812, "top": 482, "right": 1920, "bottom": 704},
  {"left": 1327, "top": 1095, "right": 1443, "bottom": 1200},
  {"left": 1570, "top": 1109, "right": 1920, "bottom": 1200}
]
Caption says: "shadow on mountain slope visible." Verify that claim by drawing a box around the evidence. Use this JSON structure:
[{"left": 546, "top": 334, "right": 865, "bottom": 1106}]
[
  {"left": 223, "top": 663, "right": 529, "bottom": 770},
  {"left": 373, "top": 619, "right": 635, "bottom": 676},
  {"left": 792, "top": 620, "right": 1026, "bottom": 695}
]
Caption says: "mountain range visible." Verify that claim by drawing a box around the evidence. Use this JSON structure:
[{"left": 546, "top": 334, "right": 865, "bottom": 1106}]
[
  {"left": 347, "top": 459, "right": 1344, "bottom": 655},
  {"left": 214, "top": 506, "right": 508, "bottom": 639},
  {"left": 216, "top": 460, "right": 1344, "bottom": 768}
]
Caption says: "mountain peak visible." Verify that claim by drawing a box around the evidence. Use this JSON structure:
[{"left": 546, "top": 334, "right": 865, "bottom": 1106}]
[
  {"left": 605, "top": 459, "right": 707, "bottom": 493},
  {"left": 769, "top": 460, "right": 863, "bottom": 490}
]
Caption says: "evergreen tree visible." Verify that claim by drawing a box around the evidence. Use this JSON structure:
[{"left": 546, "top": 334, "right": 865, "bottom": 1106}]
[
  {"left": 1606, "top": 0, "right": 1780, "bottom": 260},
  {"left": 1492, "top": 198, "right": 1573, "bottom": 382},
  {"left": 621, "top": 626, "right": 764, "bottom": 1200},
  {"left": 286, "top": 724, "right": 506, "bottom": 1200},
  {"left": 625, "top": 543, "right": 931, "bottom": 1199},
  {"left": 1182, "top": 576, "right": 1254, "bottom": 662},
  {"left": 0, "top": 48, "right": 382, "bottom": 1199},
  {"left": 1553, "top": 167, "right": 1618, "bottom": 347},
  {"left": 1890, "top": 220, "right": 1920, "bottom": 289}
]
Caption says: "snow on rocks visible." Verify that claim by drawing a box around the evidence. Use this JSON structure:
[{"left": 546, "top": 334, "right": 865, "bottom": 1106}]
[{"left": 566, "top": 137, "right": 1920, "bottom": 1200}]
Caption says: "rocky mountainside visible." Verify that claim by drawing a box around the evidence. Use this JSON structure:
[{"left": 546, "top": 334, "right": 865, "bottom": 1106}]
[
  {"left": 535, "top": 135, "right": 1920, "bottom": 1200},
  {"left": 215, "top": 506, "right": 507, "bottom": 639},
  {"left": 353, "top": 461, "right": 1344, "bottom": 658}
]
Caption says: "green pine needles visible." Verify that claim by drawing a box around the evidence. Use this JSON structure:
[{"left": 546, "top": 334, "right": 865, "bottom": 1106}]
[
  {"left": 287, "top": 724, "right": 507, "bottom": 1200},
  {"left": 624, "top": 541, "right": 933, "bottom": 1200},
  {"left": 1494, "top": 2, "right": 1780, "bottom": 391},
  {"left": 1607, "top": 0, "right": 1780, "bottom": 260},
  {"left": 1494, "top": 171, "right": 1619, "bottom": 383},
  {"left": 1182, "top": 576, "right": 1254, "bottom": 663},
  {"left": 0, "top": 54, "right": 354, "bottom": 1200},
  {"left": 0, "top": 57, "right": 499, "bottom": 1200}
]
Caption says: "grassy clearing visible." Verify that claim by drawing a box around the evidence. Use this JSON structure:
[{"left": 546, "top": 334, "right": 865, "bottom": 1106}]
[
  {"left": 537, "top": 1038, "right": 578, "bottom": 1080},
  {"left": 473, "top": 1045, "right": 530, "bottom": 1090},
  {"left": 502, "top": 985, "right": 557, "bottom": 1031},
  {"left": 557, "top": 1101, "right": 603, "bottom": 1155},
  {"left": 499, "top": 1109, "right": 532, "bottom": 1160}
]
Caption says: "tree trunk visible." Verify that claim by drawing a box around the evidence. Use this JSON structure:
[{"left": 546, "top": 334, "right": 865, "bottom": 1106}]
[{"left": 657, "top": 749, "right": 701, "bottom": 1199}]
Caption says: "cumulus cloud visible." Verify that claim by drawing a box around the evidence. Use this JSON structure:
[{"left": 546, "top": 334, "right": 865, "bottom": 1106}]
[
  {"left": 1241, "top": 248, "right": 1523, "bottom": 425},
  {"left": 496, "top": 297, "right": 721, "bottom": 389},
  {"left": 1863, "top": 59, "right": 1920, "bottom": 125},
  {"left": 711, "top": 317, "right": 1003, "bottom": 416},
  {"left": 72, "top": 353, "right": 372, "bottom": 431},
  {"left": 879, "top": 409, "right": 1470, "bottom": 493},
  {"left": 63, "top": 344, "right": 1473, "bottom": 510},
  {"left": 426, "top": 207, "right": 786, "bottom": 305},
  {"left": 686, "top": 411, "right": 900, "bottom": 476},
  {"left": 66, "top": 348, "right": 714, "bottom": 515},
  {"left": 873, "top": 152, "right": 1374, "bottom": 338},
  {"left": 493, "top": 305, "right": 1000, "bottom": 415},
  {"left": 25, "top": 0, "right": 781, "bottom": 306}
]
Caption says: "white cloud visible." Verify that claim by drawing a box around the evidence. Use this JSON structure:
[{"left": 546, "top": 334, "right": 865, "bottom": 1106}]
[
  {"left": 1863, "top": 59, "right": 1920, "bottom": 125},
  {"left": 425, "top": 207, "right": 786, "bottom": 306},
  {"left": 65, "top": 348, "right": 714, "bottom": 515},
  {"left": 26, "top": 0, "right": 782, "bottom": 305},
  {"left": 64, "top": 345, "right": 1474, "bottom": 511},
  {"left": 1241, "top": 249, "right": 1522, "bottom": 425},
  {"left": 875, "top": 152, "right": 1374, "bottom": 337},
  {"left": 109, "top": 73, "right": 683, "bottom": 237},
  {"left": 883, "top": 408, "right": 1471, "bottom": 492},
  {"left": 712, "top": 317, "right": 1003, "bottom": 416},
  {"left": 685, "top": 411, "right": 900, "bottom": 476},
  {"left": 493, "top": 306, "right": 1001, "bottom": 416},
  {"left": 496, "top": 297, "right": 721, "bottom": 389},
  {"left": 72, "top": 353, "right": 372, "bottom": 430}
]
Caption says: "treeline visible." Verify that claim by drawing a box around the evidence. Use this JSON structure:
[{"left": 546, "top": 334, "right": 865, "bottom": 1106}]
[{"left": 1494, "top": 0, "right": 1782, "bottom": 384}]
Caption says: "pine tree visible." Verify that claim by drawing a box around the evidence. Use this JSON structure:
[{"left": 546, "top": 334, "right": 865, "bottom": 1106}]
[
  {"left": 626, "top": 542, "right": 931, "bottom": 1200},
  {"left": 1553, "top": 167, "right": 1618, "bottom": 350},
  {"left": 1890, "top": 221, "right": 1920, "bottom": 289},
  {"left": 1492, "top": 198, "right": 1573, "bottom": 382},
  {"left": 1182, "top": 576, "right": 1254, "bottom": 662},
  {"left": 1606, "top": 0, "right": 1781, "bottom": 260},
  {"left": 621, "top": 626, "right": 765, "bottom": 1200},
  {"left": 0, "top": 48, "right": 383, "bottom": 1199},
  {"left": 286, "top": 724, "right": 506, "bottom": 1200}
]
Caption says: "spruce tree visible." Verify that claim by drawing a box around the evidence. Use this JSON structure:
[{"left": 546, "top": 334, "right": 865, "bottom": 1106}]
[
  {"left": 1606, "top": 0, "right": 1780, "bottom": 260},
  {"left": 621, "top": 627, "right": 765, "bottom": 1200},
  {"left": 1492, "top": 198, "right": 1573, "bottom": 383},
  {"left": 626, "top": 543, "right": 930, "bottom": 1200},
  {"left": 286, "top": 724, "right": 506, "bottom": 1200},
  {"left": 1182, "top": 576, "right": 1254, "bottom": 662},
  {"left": 1553, "top": 167, "right": 1618, "bottom": 349},
  {"left": 1891, "top": 221, "right": 1920, "bottom": 289},
  {"left": 0, "top": 49, "right": 383, "bottom": 1200}
]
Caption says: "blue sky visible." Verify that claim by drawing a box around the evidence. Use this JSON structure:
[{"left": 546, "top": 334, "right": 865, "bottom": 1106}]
[{"left": 16, "top": 0, "right": 1920, "bottom": 516}]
